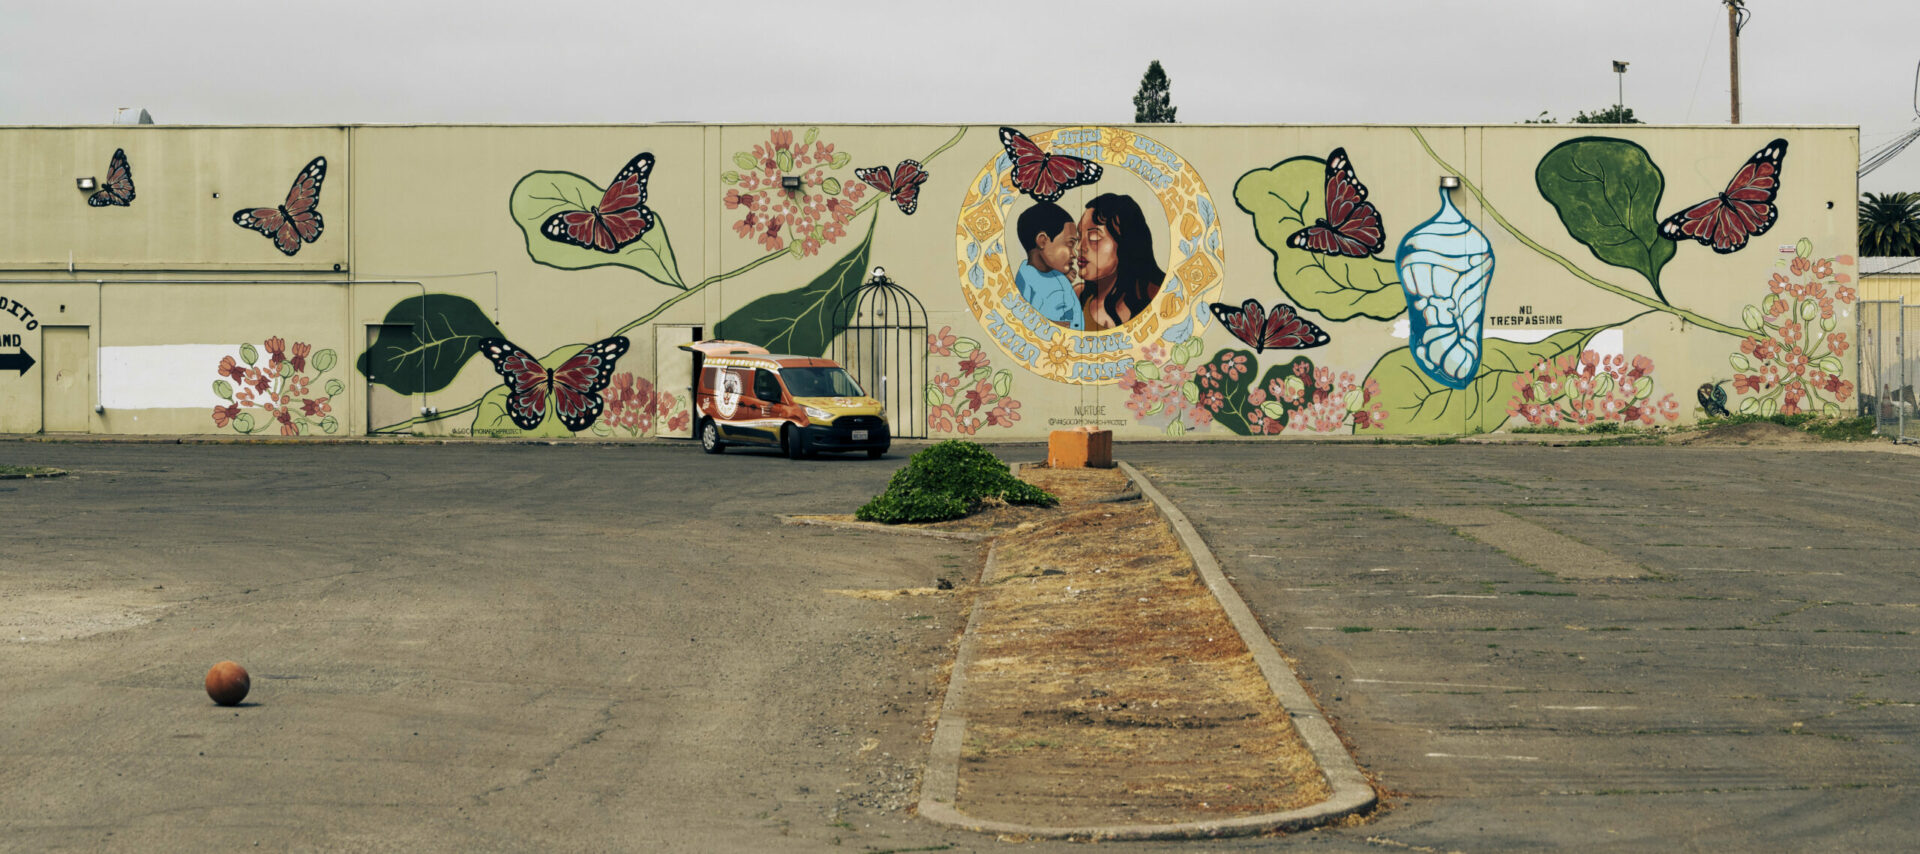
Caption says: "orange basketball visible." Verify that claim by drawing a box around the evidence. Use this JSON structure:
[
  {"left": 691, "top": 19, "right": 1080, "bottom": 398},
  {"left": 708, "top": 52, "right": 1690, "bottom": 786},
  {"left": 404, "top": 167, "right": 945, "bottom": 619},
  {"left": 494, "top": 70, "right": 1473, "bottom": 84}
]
[{"left": 204, "top": 661, "right": 250, "bottom": 706}]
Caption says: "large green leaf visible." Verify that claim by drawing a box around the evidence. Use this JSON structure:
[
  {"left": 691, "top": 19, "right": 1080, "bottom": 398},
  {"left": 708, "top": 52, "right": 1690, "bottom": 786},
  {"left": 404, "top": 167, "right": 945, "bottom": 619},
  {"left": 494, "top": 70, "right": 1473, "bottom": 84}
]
[
  {"left": 714, "top": 216, "right": 875, "bottom": 356},
  {"left": 1535, "top": 138, "right": 1674, "bottom": 302},
  {"left": 1200, "top": 350, "right": 1303, "bottom": 436},
  {"left": 509, "top": 170, "right": 685, "bottom": 287},
  {"left": 355, "top": 294, "right": 502, "bottom": 395},
  {"left": 470, "top": 344, "right": 589, "bottom": 438},
  {"left": 1234, "top": 157, "right": 1405, "bottom": 321},
  {"left": 1357, "top": 327, "right": 1604, "bottom": 435}
]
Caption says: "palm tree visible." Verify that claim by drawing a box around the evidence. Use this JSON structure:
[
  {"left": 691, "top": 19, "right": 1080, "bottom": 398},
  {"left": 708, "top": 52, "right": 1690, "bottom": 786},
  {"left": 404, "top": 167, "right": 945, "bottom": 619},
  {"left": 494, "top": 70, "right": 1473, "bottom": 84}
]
[{"left": 1859, "top": 192, "right": 1920, "bottom": 256}]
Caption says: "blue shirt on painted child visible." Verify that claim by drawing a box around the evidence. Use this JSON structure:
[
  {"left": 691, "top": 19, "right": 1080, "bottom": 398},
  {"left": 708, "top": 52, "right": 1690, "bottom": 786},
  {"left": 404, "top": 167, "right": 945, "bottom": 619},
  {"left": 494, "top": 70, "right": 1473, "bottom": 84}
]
[{"left": 1015, "top": 262, "right": 1084, "bottom": 331}]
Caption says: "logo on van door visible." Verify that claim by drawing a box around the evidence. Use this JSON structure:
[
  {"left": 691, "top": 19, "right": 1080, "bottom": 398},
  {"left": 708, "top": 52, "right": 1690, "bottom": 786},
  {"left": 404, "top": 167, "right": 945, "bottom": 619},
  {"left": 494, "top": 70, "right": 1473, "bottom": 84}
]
[{"left": 716, "top": 370, "right": 742, "bottom": 418}]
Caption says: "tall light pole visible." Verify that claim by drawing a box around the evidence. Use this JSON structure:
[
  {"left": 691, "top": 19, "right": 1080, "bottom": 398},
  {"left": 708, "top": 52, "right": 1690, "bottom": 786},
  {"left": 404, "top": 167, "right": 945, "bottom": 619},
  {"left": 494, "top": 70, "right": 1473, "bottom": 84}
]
[
  {"left": 1613, "top": 60, "right": 1629, "bottom": 115},
  {"left": 1727, "top": 0, "right": 1749, "bottom": 124}
]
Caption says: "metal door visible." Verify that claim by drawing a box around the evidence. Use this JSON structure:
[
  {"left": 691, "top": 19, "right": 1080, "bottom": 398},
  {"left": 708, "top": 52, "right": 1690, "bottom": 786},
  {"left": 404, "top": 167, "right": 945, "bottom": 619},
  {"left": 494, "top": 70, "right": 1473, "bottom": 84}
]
[
  {"left": 365, "top": 324, "right": 415, "bottom": 433},
  {"left": 40, "top": 326, "right": 90, "bottom": 433}
]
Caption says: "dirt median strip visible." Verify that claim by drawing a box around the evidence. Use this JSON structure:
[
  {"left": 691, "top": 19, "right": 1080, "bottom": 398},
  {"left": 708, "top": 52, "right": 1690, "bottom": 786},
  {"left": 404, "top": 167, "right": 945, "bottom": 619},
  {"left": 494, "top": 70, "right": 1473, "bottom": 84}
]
[{"left": 917, "top": 463, "right": 1375, "bottom": 839}]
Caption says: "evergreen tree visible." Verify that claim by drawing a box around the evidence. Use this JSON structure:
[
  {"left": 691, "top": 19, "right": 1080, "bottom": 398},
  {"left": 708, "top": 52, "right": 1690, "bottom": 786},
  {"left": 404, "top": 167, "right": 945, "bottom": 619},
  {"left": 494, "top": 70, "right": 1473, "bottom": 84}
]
[{"left": 1133, "top": 61, "right": 1177, "bottom": 123}]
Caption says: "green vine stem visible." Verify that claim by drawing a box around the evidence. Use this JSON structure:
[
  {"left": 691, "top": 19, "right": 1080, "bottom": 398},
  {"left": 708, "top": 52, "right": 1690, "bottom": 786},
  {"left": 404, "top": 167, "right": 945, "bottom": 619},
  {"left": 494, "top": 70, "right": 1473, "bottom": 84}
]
[
  {"left": 1409, "top": 128, "right": 1746, "bottom": 339},
  {"left": 376, "top": 125, "right": 972, "bottom": 434}
]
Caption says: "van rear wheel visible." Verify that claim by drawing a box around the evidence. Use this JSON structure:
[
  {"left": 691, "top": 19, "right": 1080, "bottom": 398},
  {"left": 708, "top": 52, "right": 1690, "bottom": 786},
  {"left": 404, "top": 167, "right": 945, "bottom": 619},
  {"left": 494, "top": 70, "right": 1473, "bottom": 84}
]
[{"left": 699, "top": 419, "right": 725, "bottom": 454}]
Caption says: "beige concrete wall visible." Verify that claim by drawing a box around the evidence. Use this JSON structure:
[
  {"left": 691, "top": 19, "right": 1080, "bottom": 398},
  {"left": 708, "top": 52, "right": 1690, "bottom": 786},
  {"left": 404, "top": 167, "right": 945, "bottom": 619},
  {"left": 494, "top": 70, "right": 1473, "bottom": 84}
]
[{"left": 0, "top": 123, "right": 1860, "bottom": 439}]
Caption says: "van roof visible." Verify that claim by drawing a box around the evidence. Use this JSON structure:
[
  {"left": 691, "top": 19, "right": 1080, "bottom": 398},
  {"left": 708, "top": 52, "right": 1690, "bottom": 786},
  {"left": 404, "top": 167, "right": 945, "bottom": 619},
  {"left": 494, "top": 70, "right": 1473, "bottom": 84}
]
[
  {"left": 703, "top": 353, "right": 840, "bottom": 370},
  {"left": 680, "top": 339, "right": 769, "bottom": 356}
]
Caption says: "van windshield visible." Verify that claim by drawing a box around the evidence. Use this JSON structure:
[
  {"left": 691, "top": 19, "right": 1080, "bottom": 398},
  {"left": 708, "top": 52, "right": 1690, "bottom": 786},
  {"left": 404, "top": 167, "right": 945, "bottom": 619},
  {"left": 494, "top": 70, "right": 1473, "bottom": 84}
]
[{"left": 780, "top": 366, "right": 865, "bottom": 398}]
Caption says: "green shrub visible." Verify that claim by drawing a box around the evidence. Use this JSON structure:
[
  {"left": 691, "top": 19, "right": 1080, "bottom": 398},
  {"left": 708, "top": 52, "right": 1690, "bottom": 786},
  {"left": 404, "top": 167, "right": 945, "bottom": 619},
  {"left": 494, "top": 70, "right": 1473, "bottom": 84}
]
[
  {"left": 855, "top": 440, "right": 1057, "bottom": 524},
  {"left": 1698, "top": 413, "right": 1875, "bottom": 441}
]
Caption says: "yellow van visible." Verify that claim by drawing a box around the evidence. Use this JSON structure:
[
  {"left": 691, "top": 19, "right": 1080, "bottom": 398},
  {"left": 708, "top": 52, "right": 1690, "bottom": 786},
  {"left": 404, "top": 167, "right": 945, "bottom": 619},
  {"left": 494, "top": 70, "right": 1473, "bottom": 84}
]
[{"left": 682, "top": 340, "right": 889, "bottom": 459}]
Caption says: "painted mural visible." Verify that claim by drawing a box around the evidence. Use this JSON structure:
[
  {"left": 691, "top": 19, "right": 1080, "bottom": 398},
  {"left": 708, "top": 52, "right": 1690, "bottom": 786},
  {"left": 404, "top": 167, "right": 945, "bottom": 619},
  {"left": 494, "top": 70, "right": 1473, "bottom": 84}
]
[
  {"left": 955, "top": 126, "right": 1226, "bottom": 386},
  {"left": 475, "top": 335, "right": 630, "bottom": 433},
  {"left": 86, "top": 149, "right": 135, "bottom": 208},
  {"left": 211, "top": 338, "right": 341, "bottom": 435},
  {"left": 357, "top": 127, "right": 969, "bottom": 437},
  {"left": 365, "top": 125, "right": 1815, "bottom": 439},
  {"left": 233, "top": 157, "right": 327, "bottom": 257},
  {"left": 925, "top": 326, "right": 1027, "bottom": 435},
  {"left": 2, "top": 122, "right": 1853, "bottom": 439}
]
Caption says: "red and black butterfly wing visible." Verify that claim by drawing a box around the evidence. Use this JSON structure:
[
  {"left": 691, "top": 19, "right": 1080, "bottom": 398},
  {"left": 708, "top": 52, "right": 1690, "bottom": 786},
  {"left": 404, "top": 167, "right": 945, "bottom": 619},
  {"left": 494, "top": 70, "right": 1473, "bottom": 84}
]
[
  {"left": 1000, "top": 127, "right": 1102, "bottom": 203},
  {"left": 887, "top": 160, "right": 928, "bottom": 215},
  {"left": 543, "top": 153, "right": 655, "bottom": 253},
  {"left": 543, "top": 210, "right": 614, "bottom": 252},
  {"left": 1287, "top": 148, "right": 1385, "bottom": 257},
  {"left": 1209, "top": 299, "right": 1275, "bottom": 353},
  {"left": 1258, "top": 302, "right": 1331, "bottom": 350},
  {"left": 87, "top": 148, "right": 134, "bottom": 207},
  {"left": 233, "top": 207, "right": 299, "bottom": 255},
  {"left": 232, "top": 157, "right": 325, "bottom": 256},
  {"left": 282, "top": 157, "right": 326, "bottom": 245},
  {"left": 855, "top": 164, "right": 897, "bottom": 195},
  {"left": 547, "top": 336, "right": 630, "bottom": 432},
  {"left": 1658, "top": 138, "right": 1787, "bottom": 253},
  {"left": 477, "top": 338, "right": 554, "bottom": 431}
]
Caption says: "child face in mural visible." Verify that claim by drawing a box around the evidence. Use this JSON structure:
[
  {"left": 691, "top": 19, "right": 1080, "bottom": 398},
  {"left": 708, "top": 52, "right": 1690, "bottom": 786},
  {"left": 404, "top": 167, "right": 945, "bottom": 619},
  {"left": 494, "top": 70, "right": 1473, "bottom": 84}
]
[{"left": 1033, "top": 220, "right": 1078, "bottom": 278}]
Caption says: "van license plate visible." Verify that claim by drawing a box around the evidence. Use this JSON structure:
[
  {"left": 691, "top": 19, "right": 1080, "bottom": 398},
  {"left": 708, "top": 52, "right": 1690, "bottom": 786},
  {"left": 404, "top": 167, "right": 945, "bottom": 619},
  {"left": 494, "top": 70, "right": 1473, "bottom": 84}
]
[{"left": 851, "top": 430, "right": 869, "bottom": 441}]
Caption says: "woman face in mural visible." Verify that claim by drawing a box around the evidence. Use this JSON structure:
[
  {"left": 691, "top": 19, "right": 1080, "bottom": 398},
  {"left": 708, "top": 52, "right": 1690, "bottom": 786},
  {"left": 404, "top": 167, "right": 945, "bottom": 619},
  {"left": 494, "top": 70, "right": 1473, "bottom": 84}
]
[
  {"left": 1076, "top": 209, "right": 1118, "bottom": 287},
  {"left": 1077, "top": 193, "right": 1164, "bottom": 331}
]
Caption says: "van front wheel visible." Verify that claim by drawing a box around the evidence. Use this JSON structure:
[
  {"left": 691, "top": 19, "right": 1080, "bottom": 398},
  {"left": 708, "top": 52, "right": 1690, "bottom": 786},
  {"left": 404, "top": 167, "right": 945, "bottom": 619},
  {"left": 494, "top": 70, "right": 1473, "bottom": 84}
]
[
  {"left": 785, "top": 426, "right": 808, "bottom": 460},
  {"left": 699, "top": 419, "right": 725, "bottom": 454}
]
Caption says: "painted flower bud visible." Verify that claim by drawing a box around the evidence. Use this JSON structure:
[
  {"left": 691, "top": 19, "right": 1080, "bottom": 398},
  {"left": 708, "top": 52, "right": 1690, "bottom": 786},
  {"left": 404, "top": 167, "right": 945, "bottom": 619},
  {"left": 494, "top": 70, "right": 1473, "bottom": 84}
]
[{"left": 1395, "top": 189, "right": 1494, "bottom": 390}]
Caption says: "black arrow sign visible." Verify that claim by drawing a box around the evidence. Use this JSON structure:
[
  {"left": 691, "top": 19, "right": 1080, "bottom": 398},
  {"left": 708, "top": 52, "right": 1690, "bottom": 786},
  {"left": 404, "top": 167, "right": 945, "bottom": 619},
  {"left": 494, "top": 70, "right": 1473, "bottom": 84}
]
[{"left": 0, "top": 350, "right": 35, "bottom": 375}]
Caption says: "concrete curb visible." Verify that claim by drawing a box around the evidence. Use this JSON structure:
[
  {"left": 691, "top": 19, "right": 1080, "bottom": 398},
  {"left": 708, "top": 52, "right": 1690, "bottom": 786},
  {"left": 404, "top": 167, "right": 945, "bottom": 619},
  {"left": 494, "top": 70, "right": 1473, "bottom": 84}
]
[
  {"left": 777, "top": 515, "right": 989, "bottom": 542},
  {"left": 915, "top": 461, "right": 1376, "bottom": 840}
]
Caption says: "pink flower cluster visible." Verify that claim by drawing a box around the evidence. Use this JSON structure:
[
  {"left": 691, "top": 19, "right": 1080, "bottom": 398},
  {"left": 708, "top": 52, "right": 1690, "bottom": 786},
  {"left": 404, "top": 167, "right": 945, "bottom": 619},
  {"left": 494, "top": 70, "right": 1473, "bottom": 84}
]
[
  {"left": 1729, "top": 252, "right": 1856, "bottom": 415},
  {"left": 212, "top": 336, "right": 338, "bottom": 435},
  {"left": 723, "top": 128, "right": 865, "bottom": 256},
  {"left": 597, "top": 373, "right": 688, "bottom": 436},
  {"left": 1507, "top": 350, "right": 1679, "bottom": 427},
  {"left": 1121, "top": 343, "right": 1212, "bottom": 430},
  {"left": 926, "top": 326, "right": 1022, "bottom": 434},
  {"left": 1265, "top": 361, "right": 1387, "bottom": 433},
  {"left": 1123, "top": 344, "right": 1384, "bottom": 435}
]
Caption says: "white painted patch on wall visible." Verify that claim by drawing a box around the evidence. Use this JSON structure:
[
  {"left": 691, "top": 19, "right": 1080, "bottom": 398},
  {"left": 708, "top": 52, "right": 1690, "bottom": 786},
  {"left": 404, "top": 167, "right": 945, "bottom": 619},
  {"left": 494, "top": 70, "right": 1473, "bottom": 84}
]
[{"left": 99, "top": 345, "right": 240, "bottom": 409}]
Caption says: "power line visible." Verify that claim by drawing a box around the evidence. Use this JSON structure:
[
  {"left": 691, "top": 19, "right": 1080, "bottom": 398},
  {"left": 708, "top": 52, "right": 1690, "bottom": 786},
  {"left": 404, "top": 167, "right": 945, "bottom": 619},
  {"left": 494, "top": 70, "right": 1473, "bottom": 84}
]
[{"left": 1859, "top": 61, "right": 1920, "bottom": 179}]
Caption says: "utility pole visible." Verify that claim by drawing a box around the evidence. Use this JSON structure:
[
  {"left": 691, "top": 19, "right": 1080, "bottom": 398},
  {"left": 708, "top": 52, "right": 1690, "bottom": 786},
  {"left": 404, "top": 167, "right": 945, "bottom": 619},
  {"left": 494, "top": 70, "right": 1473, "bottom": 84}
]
[{"left": 1727, "top": 1, "right": 1748, "bottom": 124}]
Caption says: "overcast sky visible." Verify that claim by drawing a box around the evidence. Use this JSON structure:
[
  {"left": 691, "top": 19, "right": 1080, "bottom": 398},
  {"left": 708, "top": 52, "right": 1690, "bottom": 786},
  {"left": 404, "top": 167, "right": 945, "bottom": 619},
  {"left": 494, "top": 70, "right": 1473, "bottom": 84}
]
[{"left": 4, "top": 0, "right": 1917, "bottom": 192}]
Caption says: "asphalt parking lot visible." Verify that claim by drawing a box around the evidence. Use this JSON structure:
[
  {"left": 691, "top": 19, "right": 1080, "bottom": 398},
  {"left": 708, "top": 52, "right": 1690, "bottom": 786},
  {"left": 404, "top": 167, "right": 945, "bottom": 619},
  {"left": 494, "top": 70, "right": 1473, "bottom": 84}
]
[
  {"left": 1128, "top": 441, "right": 1920, "bottom": 851},
  {"left": 4, "top": 438, "right": 1918, "bottom": 852}
]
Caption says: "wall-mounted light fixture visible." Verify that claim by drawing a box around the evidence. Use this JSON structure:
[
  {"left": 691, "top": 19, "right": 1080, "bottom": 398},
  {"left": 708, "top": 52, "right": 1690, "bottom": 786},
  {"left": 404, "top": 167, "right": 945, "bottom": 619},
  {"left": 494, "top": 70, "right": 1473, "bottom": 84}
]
[
  {"left": 780, "top": 175, "right": 802, "bottom": 191},
  {"left": 1439, "top": 176, "right": 1461, "bottom": 189},
  {"left": 76, "top": 177, "right": 98, "bottom": 191}
]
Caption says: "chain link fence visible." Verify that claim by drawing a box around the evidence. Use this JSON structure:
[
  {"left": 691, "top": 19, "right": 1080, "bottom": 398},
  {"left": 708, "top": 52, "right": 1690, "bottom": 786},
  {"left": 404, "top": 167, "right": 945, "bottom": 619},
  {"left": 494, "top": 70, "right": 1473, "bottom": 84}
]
[{"left": 1857, "top": 299, "right": 1916, "bottom": 442}]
